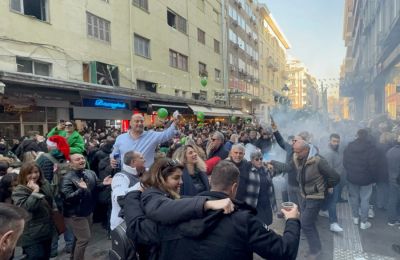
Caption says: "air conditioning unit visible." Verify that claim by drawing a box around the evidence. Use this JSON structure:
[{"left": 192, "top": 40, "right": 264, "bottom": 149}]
[
  {"left": 248, "top": 32, "right": 252, "bottom": 39},
  {"left": 233, "top": 43, "right": 239, "bottom": 49},
  {"left": 237, "top": 2, "right": 242, "bottom": 9},
  {"left": 254, "top": 38, "right": 258, "bottom": 44},
  {"left": 232, "top": 20, "right": 238, "bottom": 27}
]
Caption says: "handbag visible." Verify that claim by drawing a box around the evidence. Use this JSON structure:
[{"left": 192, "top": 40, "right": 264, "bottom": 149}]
[{"left": 52, "top": 210, "right": 66, "bottom": 235}]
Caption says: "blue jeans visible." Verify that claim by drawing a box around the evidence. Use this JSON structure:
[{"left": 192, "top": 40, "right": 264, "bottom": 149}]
[
  {"left": 321, "top": 186, "right": 340, "bottom": 223},
  {"left": 301, "top": 198, "right": 324, "bottom": 254},
  {"left": 51, "top": 224, "right": 74, "bottom": 254},
  {"left": 348, "top": 183, "right": 373, "bottom": 223},
  {"left": 387, "top": 183, "right": 400, "bottom": 223}
]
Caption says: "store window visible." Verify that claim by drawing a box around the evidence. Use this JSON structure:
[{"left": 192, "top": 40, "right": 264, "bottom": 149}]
[{"left": 22, "top": 107, "right": 46, "bottom": 122}]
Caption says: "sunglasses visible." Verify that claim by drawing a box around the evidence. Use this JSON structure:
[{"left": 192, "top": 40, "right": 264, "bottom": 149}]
[
  {"left": 161, "top": 159, "right": 181, "bottom": 174},
  {"left": 253, "top": 158, "right": 262, "bottom": 161},
  {"left": 65, "top": 124, "right": 73, "bottom": 127}
]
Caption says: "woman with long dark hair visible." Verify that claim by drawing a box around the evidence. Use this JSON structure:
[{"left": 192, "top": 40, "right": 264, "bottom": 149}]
[{"left": 12, "top": 162, "right": 55, "bottom": 260}]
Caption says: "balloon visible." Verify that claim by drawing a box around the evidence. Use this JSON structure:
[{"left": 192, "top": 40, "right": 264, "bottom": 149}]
[
  {"left": 197, "top": 111, "right": 205, "bottom": 121},
  {"left": 200, "top": 78, "right": 208, "bottom": 87},
  {"left": 180, "top": 137, "right": 187, "bottom": 145},
  {"left": 245, "top": 118, "right": 252, "bottom": 123},
  {"left": 157, "top": 108, "right": 168, "bottom": 119},
  {"left": 230, "top": 116, "right": 237, "bottom": 123}
]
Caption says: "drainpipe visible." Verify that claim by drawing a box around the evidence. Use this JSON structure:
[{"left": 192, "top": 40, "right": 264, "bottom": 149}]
[{"left": 221, "top": 0, "right": 229, "bottom": 106}]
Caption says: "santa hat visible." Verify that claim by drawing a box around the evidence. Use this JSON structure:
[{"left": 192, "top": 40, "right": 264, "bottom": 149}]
[{"left": 47, "top": 135, "right": 70, "bottom": 161}]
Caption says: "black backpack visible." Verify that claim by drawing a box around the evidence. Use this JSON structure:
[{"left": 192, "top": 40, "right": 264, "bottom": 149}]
[{"left": 109, "top": 171, "right": 140, "bottom": 260}]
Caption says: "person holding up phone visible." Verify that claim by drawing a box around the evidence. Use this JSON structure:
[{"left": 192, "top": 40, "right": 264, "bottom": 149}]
[{"left": 47, "top": 120, "right": 66, "bottom": 137}]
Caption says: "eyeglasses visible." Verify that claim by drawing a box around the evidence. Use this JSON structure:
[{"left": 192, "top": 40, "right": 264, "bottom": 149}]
[
  {"left": 253, "top": 158, "right": 262, "bottom": 161},
  {"left": 65, "top": 124, "right": 73, "bottom": 127}
]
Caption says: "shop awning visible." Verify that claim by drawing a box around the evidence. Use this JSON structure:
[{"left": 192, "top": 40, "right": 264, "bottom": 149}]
[
  {"left": 188, "top": 105, "right": 244, "bottom": 117},
  {"left": 150, "top": 103, "right": 189, "bottom": 109},
  {"left": 73, "top": 107, "right": 132, "bottom": 120}
]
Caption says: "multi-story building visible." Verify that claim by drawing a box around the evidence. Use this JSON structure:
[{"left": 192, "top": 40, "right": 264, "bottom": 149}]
[
  {"left": 257, "top": 4, "right": 290, "bottom": 114},
  {"left": 225, "top": 0, "right": 260, "bottom": 114},
  {"left": 0, "top": 0, "right": 244, "bottom": 137},
  {"left": 341, "top": 0, "right": 400, "bottom": 120},
  {"left": 286, "top": 59, "right": 319, "bottom": 110}
]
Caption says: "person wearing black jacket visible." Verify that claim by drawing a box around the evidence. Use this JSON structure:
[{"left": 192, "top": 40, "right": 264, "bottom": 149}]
[
  {"left": 206, "top": 131, "right": 229, "bottom": 160},
  {"left": 60, "top": 154, "right": 112, "bottom": 260},
  {"left": 125, "top": 160, "right": 301, "bottom": 260},
  {"left": 343, "top": 129, "right": 378, "bottom": 230}
]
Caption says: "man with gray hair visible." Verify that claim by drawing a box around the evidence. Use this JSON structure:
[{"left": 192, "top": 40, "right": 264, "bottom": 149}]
[
  {"left": 226, "top": 144, "right": 252, "bottom": 202},
  {"left": 206, "top": 131, "right": 229, "bottom": 160}
]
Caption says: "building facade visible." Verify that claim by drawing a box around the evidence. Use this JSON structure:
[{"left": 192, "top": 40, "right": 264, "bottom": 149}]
[
  {"left": 225, "top": 0, "right": 260, "bottom": 114},
  {"left": 286, "top": 59, "right": 319, "bottom": 111},
  {"left": 257, "top": 4, "right": 290, "bottom": 116},
  {"left": 341, "top": 0, "right": 400, "bottom": 120},
  {"left": 0, "top": 0, "right": 241, "bottom": 137}
]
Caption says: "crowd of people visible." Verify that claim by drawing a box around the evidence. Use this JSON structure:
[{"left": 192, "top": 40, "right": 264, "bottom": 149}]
[{"left": 0, "top": 113, "right": 399, "bottom": 260}]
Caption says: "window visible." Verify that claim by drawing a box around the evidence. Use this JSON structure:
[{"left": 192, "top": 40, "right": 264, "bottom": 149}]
[
  {"left": 213, "top": 9, "right": 219, "bottom": 24},
  {"left": 134, "top": 34, "right": 150, "bottom": 58},
  {"left": 169, "top": 49, "right": 188, "bottom": 71},
  {"left": 198, "top": 28, "right": 205, "bottom": 44},
  {"left": 215, "top": 69, "right": 221, "bottom": 82},
  {"left": 16, "top": 57, "right": 51, "bottom": 76},
  {"left": 133, "top": 0, "right": 148, "bottom": 11},
  {"left": 214, "top": 39, "right": 220, "bottom": 54},
  {"left": 199, "top": 90, "right": 207, "bottom": 101},
  {"left": 167, "top": 9, "right": 187, "bottom": 34},
  {"left": 175, "top": 89, "right": 180, "bottom": 96},
  {"left": 229, "top": 29, "right": 237, "bottom": 43},
  {"left": 199, "top": 62, "right": 207, "bottom": 76},
  {"left": 10, "top": 0, "right": 48, "bottom": 21},
  {"left": 87, "top": 12, "right": 111, "bottom": 43},
  {"left": 90, "top": 61, "right": 119, "bottom": 86}
]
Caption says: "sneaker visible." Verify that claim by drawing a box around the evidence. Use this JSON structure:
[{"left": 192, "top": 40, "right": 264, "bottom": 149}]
[
  {"left": 388, "top": 221, "right": 400, "bottom": 226},
  {"left": 330, "top": 222, "right": 343, "bottom": 232},
  {"left": 319, "top": 210, "right": 329, "bottom": 218},
  {"left": 353, "top": 217, "right": 359, "bottom": 225},
  {"left": 360, "top": 221, "right": 372, "bottom": 229},
  {"left": 368, "top": 206, "right": 375, "bottom": 218}
]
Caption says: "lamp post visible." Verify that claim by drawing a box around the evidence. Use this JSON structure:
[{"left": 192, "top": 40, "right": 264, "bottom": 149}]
[{"left": 281, "top": 84, "right": 290, "bottom": 107}]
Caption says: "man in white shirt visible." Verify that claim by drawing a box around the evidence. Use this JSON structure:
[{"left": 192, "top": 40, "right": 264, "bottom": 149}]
[{"left": 110, "top": 151, "right": 145, "bottom": 230}]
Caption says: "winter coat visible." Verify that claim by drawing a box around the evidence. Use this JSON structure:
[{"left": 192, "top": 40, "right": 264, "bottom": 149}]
[
  {"left": 321, "top": 146, "right": 345, "bottom": 176},
  {"left": 376, "top": 142, "right": 391, "bottom": 183},
  {"left": 12, "top": 181, "right": 55, "bottom": 247},
  {"left": 227, "top": 159, "right": 252, "bottom": 202},
  {"left": 66, "top": 131, "right": 85, "bottom": 155},
  {"left": 386, "top": 144, "right": 400, "bottom": 186},
  {"left": 125, "top": 190, "right": 301, "bottom": 260},
  {"left": 343, "top": 138, "right": 379, "bottom": 186},
  {"left": 255, "top": 137, "right": 273, "bottom": 154},
  {"left": 60, "top": 169, "right": 105, "bottom": 217},
  {"left": 47, "top": 127, "right": 67, "bottom": 138},
  {"left": 36, "top": 150, "right": 67, "bottom": 182},
  {"left": 207, "top": 145, "right": 229, "bottom": 160},
  {"left": 15, "top": 139, "right": 47, "bottom": 160},
  {"left": 180, "top": 167, "right": 209, "bottom": 196},
  {"left": 90, "top": 143, "right": 113, "bottom": 175}
]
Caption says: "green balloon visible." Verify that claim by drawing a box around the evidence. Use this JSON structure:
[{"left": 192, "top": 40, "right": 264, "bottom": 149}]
[
  {"left": 231, "top": 116, "right": 237, "bottom": 123},
  {"left": 246, "top": 118, "right": 252, "bottom": 123},
  {"left": 200, "top": 78, "right": 208, "bottom": 87},
  {"left": 157, "top": 108, "right": 168, "bottom": 119},
  {"left": 197, "top": 111, "right": 205, "bottom": 121},
  {"left": 180, "top": 137, "right": 187, "bottom": 145}
]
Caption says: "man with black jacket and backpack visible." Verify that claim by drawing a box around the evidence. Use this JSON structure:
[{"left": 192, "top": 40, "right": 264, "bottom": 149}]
[{"left": 110, "top": 151, "right": 145, "bottom": 230}]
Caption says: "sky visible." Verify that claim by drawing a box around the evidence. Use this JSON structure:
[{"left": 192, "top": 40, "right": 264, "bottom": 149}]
[{"left": 261, "top": 0, "right": 346, "bottom": 81}]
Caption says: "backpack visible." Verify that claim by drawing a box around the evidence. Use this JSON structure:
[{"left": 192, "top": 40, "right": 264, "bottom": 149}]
[
  {"left": 41, "top": 153, "right": 71, "bottom": 196},
  {"left": 109, "top": 171, "right": 140, "bottom": 260},
  {"left": 109, "top": 221, "right": 139, "bottom": 260}
]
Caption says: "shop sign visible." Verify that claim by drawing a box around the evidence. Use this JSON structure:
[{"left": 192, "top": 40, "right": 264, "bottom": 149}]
[{"left": 83, "top": 98, "right": 128, "bottom": 110}]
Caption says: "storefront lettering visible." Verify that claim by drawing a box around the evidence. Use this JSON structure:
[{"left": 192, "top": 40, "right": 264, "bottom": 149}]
[{"left": 94, "top": 99, "right": 127, "bottom": 109}]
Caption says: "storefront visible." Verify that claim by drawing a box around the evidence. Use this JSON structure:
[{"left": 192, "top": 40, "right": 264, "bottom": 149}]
[{"left": 0, "top": 84, "right": 79, "bottom": 139}]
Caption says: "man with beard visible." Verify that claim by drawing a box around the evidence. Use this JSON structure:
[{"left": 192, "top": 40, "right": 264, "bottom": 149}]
[
  {"left": 111, "top": 114, "right": 179, "bottom": 169},
  {"left": 256, "top": 128, "right": 273, "bottom": 154},
  {"left": 320, "top": 134, "right": 345, "bottom": 233},
  {"left": 0, "top": 203, "right": 28, "bottom": 260},
  {"left": 206, "top": 131, "right": 229, "bottom": 161}
]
